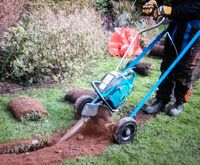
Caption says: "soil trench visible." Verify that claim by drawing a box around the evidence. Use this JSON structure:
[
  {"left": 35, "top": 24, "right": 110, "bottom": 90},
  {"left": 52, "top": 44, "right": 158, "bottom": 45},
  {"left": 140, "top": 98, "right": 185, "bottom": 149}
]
[
  {"left": 0, "top": 115, "right": 113, "bottom": 165},
  {"left": 0, "top": 109, "right": 152, "bottom": 165},
  {"left": 0, "top": 134, "right": 111, "bottom": 165}
]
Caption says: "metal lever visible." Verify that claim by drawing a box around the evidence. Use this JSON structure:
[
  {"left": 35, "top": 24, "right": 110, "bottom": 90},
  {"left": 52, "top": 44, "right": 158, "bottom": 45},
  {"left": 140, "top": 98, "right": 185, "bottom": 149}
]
[{"left": 115, "top": 17, "right": 166, "bottom": 72}]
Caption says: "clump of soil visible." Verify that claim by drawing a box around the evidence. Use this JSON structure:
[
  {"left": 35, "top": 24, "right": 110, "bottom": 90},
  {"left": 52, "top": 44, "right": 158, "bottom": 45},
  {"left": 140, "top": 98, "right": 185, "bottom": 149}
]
[
  {"left": 0, "top": 134, "right": 111, "bottom": 165},
  {"left": 8, "top": 96, "right": 48, "bottom": 121},
  {"left": 148, "top": 38, "right": 165, "bottom": 58},
  {"left": 64, "top": 88, "right": 97, "bottom": 103},
  {"left": 81, "top": 105, "right": 114, "bottom": 136},
  {"left": 134, "top": 62, "right": 152, "bottom": 76},
  {"left": 126, "top": 62, "right": 152, "bottom": 76},
  {"left": 148, "top": 45, "right": 165, "bottom": 58}
]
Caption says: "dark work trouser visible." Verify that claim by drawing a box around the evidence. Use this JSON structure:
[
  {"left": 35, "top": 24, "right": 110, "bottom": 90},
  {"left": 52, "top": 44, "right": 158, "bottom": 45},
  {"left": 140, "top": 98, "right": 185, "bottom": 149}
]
[{"left": 156, "top": 22, "right": 200, "bottom": 103}]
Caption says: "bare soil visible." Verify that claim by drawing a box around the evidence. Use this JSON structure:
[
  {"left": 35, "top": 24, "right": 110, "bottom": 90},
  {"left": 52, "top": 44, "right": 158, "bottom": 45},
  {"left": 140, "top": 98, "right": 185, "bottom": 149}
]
[
  {"left": 0, "top": 82, "right": 24, "bottom": 95},
  {"left": 0, "top": 134, "right": 111, "bottom": 165},
  {"left": 148, "top": 45, "right": 165, "bottom": 58},
  {"left": 0, "top": 117, "right": 113, "bottom": 165},
  {"left": 0, "top": 108, "right": 151, "bottom": 165}
]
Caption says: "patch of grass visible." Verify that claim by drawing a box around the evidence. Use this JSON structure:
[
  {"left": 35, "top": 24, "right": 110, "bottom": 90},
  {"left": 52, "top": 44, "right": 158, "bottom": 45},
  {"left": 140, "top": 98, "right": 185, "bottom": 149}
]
[
  {"left": 0, "top": 88, "right": 74, "bottom": 142},
  {"left": 20, "top": 112, "right": 47, "bottom": 122}
]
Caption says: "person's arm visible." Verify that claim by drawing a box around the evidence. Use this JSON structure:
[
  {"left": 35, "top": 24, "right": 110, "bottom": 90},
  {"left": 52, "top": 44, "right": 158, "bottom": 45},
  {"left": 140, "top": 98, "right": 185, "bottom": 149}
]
[{"left": 171, "top": 0, "right": 200, "bottom": 20}]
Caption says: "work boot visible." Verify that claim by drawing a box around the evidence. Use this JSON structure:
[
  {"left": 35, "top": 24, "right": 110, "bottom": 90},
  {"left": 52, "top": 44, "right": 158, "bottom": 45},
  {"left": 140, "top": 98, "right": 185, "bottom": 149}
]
[
  {"left": 168, "top": 101, "right": 184, "bottom": 116},
  {"left": 143, "top": 98, "right": 166, "bottom": 114}
]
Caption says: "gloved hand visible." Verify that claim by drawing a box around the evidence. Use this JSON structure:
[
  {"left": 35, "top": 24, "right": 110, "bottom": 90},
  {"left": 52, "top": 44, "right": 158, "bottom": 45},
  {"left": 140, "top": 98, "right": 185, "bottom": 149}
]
[
  {"left": 143, "top": 0, "right": 158, "bottom": 15},
  {"left": 153, "top": 6, "right": 172, "bottom": 20}
]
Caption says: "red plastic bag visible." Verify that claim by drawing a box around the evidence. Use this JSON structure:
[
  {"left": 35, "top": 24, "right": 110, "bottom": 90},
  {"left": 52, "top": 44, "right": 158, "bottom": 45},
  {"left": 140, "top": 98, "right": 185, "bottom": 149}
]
[{"left": 108, "top": 28, "right": 142, "bottom": 58}]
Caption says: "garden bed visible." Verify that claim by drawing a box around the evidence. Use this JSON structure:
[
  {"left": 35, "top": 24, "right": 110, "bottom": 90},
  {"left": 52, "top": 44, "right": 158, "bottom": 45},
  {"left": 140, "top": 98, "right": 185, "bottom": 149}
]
[{"left": 0, "top": 82, "right": 23, "bottom": 95}]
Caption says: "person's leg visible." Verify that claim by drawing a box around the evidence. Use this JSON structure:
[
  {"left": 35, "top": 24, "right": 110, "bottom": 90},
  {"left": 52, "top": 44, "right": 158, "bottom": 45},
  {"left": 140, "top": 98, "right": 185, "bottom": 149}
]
[
  {"left": 169, "top": 28, "right": 200, "bottom": 116},
  {"left": 144, "top": 34, "right": 176, "bottom": 114},
  {"left": 155, "top": 23, "right": 181, "bottom": 103}
]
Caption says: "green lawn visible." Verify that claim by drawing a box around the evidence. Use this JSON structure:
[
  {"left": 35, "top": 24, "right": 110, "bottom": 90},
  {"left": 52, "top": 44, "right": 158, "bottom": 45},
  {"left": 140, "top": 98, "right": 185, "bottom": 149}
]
[{"left": 0, "top": 56, "right": 200, "bottom": 164}]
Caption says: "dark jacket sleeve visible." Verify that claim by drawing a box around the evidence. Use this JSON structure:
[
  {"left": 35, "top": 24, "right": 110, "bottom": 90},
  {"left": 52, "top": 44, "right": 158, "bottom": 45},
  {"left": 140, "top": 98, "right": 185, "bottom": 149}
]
[
  {"left": 156, "top": 0, "right": 164, "bottom": 6},
  {"left": 171, "top": 0, "right": 200, "bottom": 20}
]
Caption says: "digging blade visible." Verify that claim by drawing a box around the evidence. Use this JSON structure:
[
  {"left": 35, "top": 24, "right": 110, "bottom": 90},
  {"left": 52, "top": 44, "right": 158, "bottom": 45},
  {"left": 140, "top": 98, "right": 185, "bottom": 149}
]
[{"left": 57, "top": 117, "right": 90, "bottom": 144}]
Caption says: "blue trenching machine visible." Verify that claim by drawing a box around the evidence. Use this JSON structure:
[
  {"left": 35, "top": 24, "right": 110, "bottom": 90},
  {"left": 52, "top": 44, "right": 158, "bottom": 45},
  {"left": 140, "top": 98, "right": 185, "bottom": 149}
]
[{"left": 58, "top": 18, "right": 200, "bottom": 144}]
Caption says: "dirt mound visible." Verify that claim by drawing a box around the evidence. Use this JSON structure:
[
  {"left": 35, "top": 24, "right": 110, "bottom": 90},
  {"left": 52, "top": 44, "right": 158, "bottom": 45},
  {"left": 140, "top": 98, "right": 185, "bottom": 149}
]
[
  {"left": 8, "top": 96, "right": 48, "bottom": 121},
  {"left": 64, "top": 88, "right": 97, "bottom": 103},
  {"left": 148, "top": 45, "right": 165, "bottom": 58},
  {"left": 81, "top": 106, "right": 114, "bottom": 136},
  {"left": 134, "top": 62, "right": 152, "bottom": 76}
]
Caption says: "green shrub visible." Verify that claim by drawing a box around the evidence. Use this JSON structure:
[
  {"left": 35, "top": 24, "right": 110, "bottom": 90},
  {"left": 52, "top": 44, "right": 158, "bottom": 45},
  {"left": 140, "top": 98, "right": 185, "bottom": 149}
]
[
  {"left": 112, "top": 0, "right": 141, "bottom": 23},
  {"left": 0, "top": 5, "right": 107, "bottom": 85},
  {"left": 93, "top": 0, "right": 113, "bottom": 15},
  {"left": 48, "top": 0, "right": 93, "bottom": 8},
  {"left": 113, "top": 0, "right": 138, "bottom": 16}
]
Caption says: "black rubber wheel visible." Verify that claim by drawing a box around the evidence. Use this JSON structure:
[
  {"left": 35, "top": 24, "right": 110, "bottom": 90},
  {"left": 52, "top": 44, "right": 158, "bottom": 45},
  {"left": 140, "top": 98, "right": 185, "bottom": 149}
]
[
  {"left": 74, "top": 95, "right": 94, "bottom": 120},
  {"left": 114, "top": 117, "right": 138, "bottom": 144}
]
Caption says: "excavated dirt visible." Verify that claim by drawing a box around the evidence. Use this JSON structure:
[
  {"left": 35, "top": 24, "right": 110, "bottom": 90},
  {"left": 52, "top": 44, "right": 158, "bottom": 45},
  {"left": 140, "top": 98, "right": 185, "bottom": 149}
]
[
  {"left": 148, "top": 45, "right": 165, "bottom": 58},
  {"left": 0, "top": 133, "right": 111, "bottom": 165},
  {"left": 0, "top": 113, "right": 113, "bottom": 165},
  {"left": 0, "top": 88, "right": 154, "bottom": 165},
  {"left": 0, "top": 107, "right": 152, "bottom": 165},
  {"left": 133, "top": 62, "right": 152, "bottom": 76},
  {"left": 8, "top": 96, "right": 48, "bottom": 120},
  {"left": 64, "top": 88, "right": 97, "bottom": 103}
]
